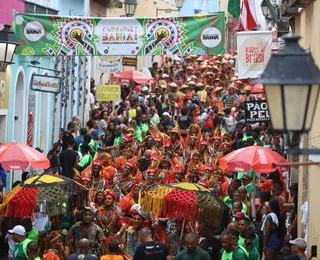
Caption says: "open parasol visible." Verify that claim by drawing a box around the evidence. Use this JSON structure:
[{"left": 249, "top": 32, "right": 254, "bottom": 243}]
[
  {"left": 142, "top": 182, "right": 225, "bottom": 227},
  {"left": 112, "top": 70, "right": 155, "bottom": 84},
  {"left": 251, "top": 83, "right": 264, "bottom": 93},
  {"left": 0, "top": 142, "right": 50, "bottom": 170},
  {"left": 219, "top": 146, "right": 289, "bottom": 173},
  {"left": 0, "top": 174, "right": 88, "bottom": 218}
]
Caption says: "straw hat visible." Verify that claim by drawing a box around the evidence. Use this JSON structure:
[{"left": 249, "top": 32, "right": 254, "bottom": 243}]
[
  {"left": 169, "top": 82, "right": 178, "bottom": 88},
  {"left": 196, "top": 82, "right": 204, "bottom": 87},
  {"left": 188, "top": 81, "right": 196, "bottom": 85},
  {"left": 160, "top": 85, "right": 167, "bottom": 89},
  {"left": 180, "top": 84, "right": 189, "bottom": 90},
  {"left": 187, "top": 66, "right": 194, "bottom": 71},
  {"left": 244, "top": 85, "right": 252, "bottom": 91},
  {"left": 228, "top": 84, "right": 237, "bottom": 90},
  {"left": 214, "top": 87, "right": 224, "bottom": 93}
]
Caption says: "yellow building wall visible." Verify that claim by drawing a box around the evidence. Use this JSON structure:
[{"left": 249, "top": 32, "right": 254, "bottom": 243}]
[
  {"left": 0, "top": 66, "right": 11, "bottom": 110},
  {"left": 108, "top": 0, "right": 177, "bottom": 18},
  {"left": 218, "top": 0, "right": 228, "bottom": 13},
  {"left": 294, "top": 0, "right": 320, "bottom": 257}
]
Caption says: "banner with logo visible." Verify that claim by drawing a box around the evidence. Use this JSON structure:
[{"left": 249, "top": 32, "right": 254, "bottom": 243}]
[
  {"left": 97, "top": 85, "right": 121, "bottom": 101},
  {"left": 245, "top": 101, "right": 270, "bottom": 123},
  {"left": 14, "top": 12, "right": 225, "bottom": 56},
  {"left": 98, "top": 56, "right": 123, "bottom": 74},
  {"left": 236, "top": 31, "right": 272, "bottom": 79}
]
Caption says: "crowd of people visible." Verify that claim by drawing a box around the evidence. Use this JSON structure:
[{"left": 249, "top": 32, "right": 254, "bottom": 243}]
[{"left": 0, "top": 54, "right": 308, "bottom": 260}]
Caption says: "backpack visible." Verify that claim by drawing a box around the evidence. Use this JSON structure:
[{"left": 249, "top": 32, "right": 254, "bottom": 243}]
[
  {"left": 232, "top": 246, "right": 248, "bottom": 260},
  {"left": 206, "top": 113, "right": 215, "bottom": 130}
]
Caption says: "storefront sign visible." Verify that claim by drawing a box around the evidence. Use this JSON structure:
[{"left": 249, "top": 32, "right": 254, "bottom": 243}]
[
  {"left": 245, "top": 101, "right": 270, "bottom": 123},
  {"left": 31, "top": 74, "right": 61, "bottom": 93},
  {"left": 15, "top": 12, "right": 225, "bottom": 56},
  {"left": 237, "top": 31, "right": 272, "bottom": 79},
  {"left": 98, "top": 56, "right": 122, "bottom": 73},
  {"left": 96, "top": 85, "right": 121, "bottom": 101},
  {"left": 122, "top": 57, "right": 137, "bottom": 67}
]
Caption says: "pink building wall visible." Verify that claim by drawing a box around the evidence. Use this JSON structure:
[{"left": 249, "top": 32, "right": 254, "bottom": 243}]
[{"left": 0, "top": 0, "right": 24, "bottom": 25}]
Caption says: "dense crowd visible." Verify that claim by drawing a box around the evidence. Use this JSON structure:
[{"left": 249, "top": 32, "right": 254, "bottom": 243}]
[{"left": 0, "top": 55, "right": 307, "bottom": 260}]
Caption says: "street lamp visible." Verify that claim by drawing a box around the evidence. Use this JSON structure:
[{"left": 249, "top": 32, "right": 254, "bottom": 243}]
[
  {"left": 124, "top": 0, "right": 138, "bottom": 17},
  {"left": 156, "top": 0, "right": 184, "bottom": 16},
  {"left": 261, "top": 0, "right": 270, "bottom": 19},
  {"left": 175, "top": 0, "right": 184, "bottom": 10},
  {"left": 259, "top": 34, "right": 320, "bottom": 140},
  {"left": 0, "top": 25, "right": 19, "bottom": 72}
]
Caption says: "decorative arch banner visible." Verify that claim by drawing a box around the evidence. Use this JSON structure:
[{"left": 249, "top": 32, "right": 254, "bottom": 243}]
[{"left": 14, "top": 12, "right": 225, "bottom": 56}]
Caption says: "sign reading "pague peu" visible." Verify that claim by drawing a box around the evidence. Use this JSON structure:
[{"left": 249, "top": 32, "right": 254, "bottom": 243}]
[{"left": 245, "top": 101, "right": 270, "bottom": 123}]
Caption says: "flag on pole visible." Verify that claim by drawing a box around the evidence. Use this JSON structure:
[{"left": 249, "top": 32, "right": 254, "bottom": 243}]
[
  {"left": 228, "top": 0, "right": 241, "bottom": 19},
  {"left": 241, "top": 0, "right": 258, "bottom": 31}
]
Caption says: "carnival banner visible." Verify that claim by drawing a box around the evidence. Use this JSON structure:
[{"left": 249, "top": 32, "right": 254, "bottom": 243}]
[
  {"left": 14, "top": 12, "right": 225, "bottom": 56},
  {"left": 236, "top": 31, "right": 272, "bottom": 79}
]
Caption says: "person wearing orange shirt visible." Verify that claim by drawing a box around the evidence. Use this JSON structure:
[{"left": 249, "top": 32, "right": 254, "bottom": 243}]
[{"left": 100, "top": 240, "right": 125, "bottom": 260}]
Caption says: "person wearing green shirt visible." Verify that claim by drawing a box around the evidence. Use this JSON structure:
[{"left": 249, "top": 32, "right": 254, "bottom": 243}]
[
  {"left": 244, "top": 231, "right": 260, "bottom": 260},
  {"left": 238, "top": 219, "right": 260, "bottom": 250},
  {"left": 20, "top": 217, "right": 39, "bottom": 243},
  {"left": 240, "top": 172, "right": 255, "bottom": 195},
  {"left": 78, "top": 144, "right": 92, "bottom": 171},
  {"left": 242, "top": 125, "right": 253, "bottom": 141},
  {"left": 139, "top": 114, "right": 149, "bottom": 134},
  {"left": 220, "top": 231, "right": 247, "bottom": 260},
  {"left": 224, "top": 186, "right": 237, "bottom": 208},
  {"left": 90, "top": 130, "right": 101, "bottom": 151},
  {"left": 113, "top": 125, "right": 123, "bottom": 146},
  {"left": 26, "top": 242, "right": 41, "bottom": 260},
  {"left": 129, "top": 119, "right": 143, "bottom": 143},
  {"left": 9, "top": 225, "right": 31, "bottom": 260},
  {"left": 175, "top": 233, "right": 211, "bottom": 260},
  {"left": 233, "top": 191, "right": 248, "bottom": 214}
]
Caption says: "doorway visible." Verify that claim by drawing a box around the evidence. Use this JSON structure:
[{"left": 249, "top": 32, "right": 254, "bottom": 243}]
[{"left": 14, "top": 71, "right": 25, "bottom": 144}]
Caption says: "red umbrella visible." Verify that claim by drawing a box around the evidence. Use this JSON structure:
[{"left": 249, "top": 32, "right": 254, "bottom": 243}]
[
  {"left": 0, "top": 142, "right": 50, "bottom": 170},
  {"left": 219, "top": 146, "right": 289, "bottom": 173},
  {"left": 251, "top": 83, "right": 264, "bottom": 93},
  {"left": 114, "top": 70, "right": 155, "bottom": 84}
]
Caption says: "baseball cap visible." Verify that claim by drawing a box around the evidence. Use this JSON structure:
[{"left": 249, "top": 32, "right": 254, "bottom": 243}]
[
  {"left": 162, "top": 112, "right": 172, "bottom": 119},
  {"left": 162, "top": 73, "right": 169, "bottom": 78},
  {"left": 289, "top": 238, "right": 307, "bottom": 248},
  {"left": 91, "top": 130, "right": 102, "bottom": 137},
  {"left": 237, "top": 119, "right": 246, "bottom": 125},
  {"left": 234, "top": 212, "right": 245, "bottom": 219},
  {"left": 8, "top": 225, "right": 26, "bottom": 236},
  {"left": 141, "top": 86, "right": 148, "bottom": 92}
]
